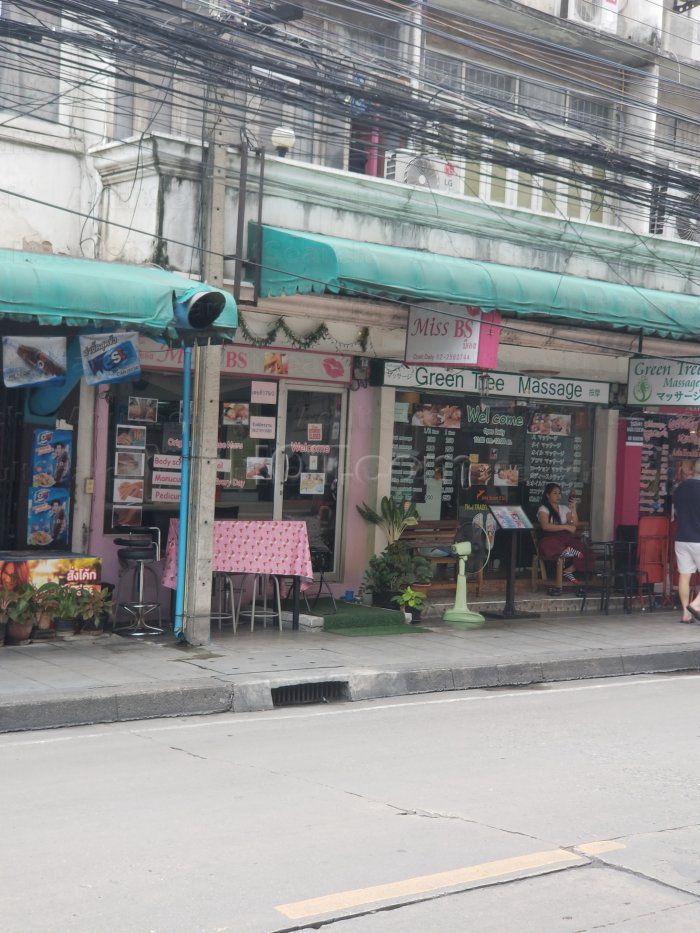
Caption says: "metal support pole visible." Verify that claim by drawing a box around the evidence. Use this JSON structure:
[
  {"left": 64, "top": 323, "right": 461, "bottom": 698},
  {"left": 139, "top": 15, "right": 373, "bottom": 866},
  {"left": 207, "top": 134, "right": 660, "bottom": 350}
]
[
  {"left": 173, "top": 344, "right": 192, "bottom": 639},
  {"left": 182, "top": 342, "right": 222, "bottom": 646},
  {"left": 233, "top": 145, "right": 248, "bottom": 302}
]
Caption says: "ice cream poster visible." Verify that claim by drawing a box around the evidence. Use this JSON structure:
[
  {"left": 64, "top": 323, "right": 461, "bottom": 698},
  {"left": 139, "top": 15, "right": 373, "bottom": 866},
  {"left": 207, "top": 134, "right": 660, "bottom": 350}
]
[
  {"left": 2, "top": 336, "right": 67, "bottom": 387},
  {"left": 27, "top": 487, "right": 70, "bottom": 547},
  {"left": 31, "top": 429, "right": 73, "bottom": 489},
  {"left": 79, "top": 332, "right": 141, "bottom": 385}
]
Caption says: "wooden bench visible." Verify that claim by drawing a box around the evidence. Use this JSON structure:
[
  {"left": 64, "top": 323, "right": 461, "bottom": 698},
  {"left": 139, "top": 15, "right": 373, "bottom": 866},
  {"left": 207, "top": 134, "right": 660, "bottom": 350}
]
[{"left": 402, "top": 520, "right": 459, "bottom": 585}]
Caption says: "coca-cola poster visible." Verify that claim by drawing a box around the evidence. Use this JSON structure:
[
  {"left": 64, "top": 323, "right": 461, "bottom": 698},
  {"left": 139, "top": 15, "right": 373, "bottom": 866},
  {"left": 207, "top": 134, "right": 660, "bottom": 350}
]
[{"left": 2, "top": 336, "right": 67, "bottom": 387}]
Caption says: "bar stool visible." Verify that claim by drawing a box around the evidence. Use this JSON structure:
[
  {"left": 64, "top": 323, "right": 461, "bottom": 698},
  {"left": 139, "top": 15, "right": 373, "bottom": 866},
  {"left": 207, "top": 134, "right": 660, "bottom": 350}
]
[
  {"left": 211, "top": 572, "right": 238, "bottom": 632},
  {"left": 236, "top": 574, "right": 283, "bottom": 632},
  {"left": 113, "top": 527, "right": 163, "bottom": 636}
]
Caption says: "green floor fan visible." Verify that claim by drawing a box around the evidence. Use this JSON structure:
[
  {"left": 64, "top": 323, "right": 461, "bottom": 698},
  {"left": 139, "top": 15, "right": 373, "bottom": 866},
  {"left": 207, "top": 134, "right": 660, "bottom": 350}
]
[{"left": 443, "top": 515, "right": 493, "bottom": 629}]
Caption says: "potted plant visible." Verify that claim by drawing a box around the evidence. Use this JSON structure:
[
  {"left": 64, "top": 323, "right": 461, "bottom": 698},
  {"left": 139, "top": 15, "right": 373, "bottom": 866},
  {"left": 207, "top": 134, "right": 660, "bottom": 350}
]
[
  {"left": 5, "top": 583, "right": 38, "bottom": 645},
  {"left": 35, "top": 582, "right": 63, "bottom": 634},
  {"left": 74, "top": 586, "right": 113, "bottom": 633},
  {"left": 53, "top": 586, "right": 82, "bottom": 634},
  {"left": 356, "top": 496, "right": 420, "bottom": 546},
  {"left": 0, "top": 583, "right": 19, "bottom": 645},
  {"left": 392, "top": 586, "right": 428, "bottom": 623},
  {"left": 363, "top": 547, "right": 413, "bottom": 608},
  {"left": 358, "top": 497, "right": 431, "bottom": 607}
]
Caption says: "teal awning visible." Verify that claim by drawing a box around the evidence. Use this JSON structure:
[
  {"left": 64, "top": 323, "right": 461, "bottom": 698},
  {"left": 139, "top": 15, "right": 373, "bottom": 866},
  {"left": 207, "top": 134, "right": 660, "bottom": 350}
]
[
  {"left": 0, "top": 249, "right": 237, "bottom": 334},
  {"left": 255, "top": 225, "right": 700, "bottom": 340}
]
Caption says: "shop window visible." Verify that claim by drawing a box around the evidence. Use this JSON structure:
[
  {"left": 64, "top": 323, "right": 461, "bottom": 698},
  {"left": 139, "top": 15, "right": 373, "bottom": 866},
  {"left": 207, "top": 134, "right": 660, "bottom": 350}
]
[
  {"left": 104, "top": 373, "right": 278, "bottom": 541},
  {"left": 391, "top": 391, "right": 594, "bottom": 526},
  {"left": 0, "top": 3, "right": 60, "bottom": 122}
]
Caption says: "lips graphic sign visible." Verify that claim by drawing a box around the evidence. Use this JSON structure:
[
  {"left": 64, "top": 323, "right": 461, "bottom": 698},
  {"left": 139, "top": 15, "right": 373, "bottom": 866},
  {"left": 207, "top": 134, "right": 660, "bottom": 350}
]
[{"left": 139, "top": 338, "right": 353, "bottom": 384}]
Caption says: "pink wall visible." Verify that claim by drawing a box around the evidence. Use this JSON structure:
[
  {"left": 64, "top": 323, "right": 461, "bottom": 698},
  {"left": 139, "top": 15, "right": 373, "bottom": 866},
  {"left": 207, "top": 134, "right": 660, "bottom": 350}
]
[
  {"left": 614, "top": 418, "right": 642, "bottom": 530},
  {"left": 334, "top": 384, "right": 374, "bottom": 595}
]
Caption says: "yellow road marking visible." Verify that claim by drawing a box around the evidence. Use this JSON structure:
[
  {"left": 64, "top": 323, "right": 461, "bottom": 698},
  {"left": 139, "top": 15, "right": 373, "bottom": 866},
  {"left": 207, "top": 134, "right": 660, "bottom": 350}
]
[
  {"left": 575, "top": 840, "right": 626, "bottom": 856},
  {"left": 275, "top": 847, "right": 586, "bottom": 920}
]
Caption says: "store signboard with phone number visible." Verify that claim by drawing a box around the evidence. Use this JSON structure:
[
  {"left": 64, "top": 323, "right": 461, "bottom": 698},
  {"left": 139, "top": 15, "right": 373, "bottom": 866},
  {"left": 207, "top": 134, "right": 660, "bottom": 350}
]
[{"left": 138, "top": 338, "right": 352, "bottom": 385}]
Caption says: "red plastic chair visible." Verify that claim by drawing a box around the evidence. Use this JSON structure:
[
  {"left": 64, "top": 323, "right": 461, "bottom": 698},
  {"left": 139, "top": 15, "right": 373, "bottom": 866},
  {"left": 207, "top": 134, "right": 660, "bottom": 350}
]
[{"left": 637, "top": 515, "right": 670, "bottom": 608}]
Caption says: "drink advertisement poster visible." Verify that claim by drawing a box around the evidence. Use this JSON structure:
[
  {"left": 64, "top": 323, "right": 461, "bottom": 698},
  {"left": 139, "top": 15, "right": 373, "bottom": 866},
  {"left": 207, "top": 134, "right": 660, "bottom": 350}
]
[
  {"left": 31, "top": 428, "right": 73, "bottom": 489},
  {"left": 79, "top": 332, "right": 141, "bottom": 385},
  {"left": 2, "top": 336, "right": 67, "bottom": 387},
  {"left": 27, "top": 487, "right": 70, "bottom": 547}
]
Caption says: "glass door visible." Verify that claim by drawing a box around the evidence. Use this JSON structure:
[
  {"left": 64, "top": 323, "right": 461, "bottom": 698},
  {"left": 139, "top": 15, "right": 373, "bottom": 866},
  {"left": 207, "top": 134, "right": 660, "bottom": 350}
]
[{"left": 275, "top": 385, "right": 347, "bottom": 576}]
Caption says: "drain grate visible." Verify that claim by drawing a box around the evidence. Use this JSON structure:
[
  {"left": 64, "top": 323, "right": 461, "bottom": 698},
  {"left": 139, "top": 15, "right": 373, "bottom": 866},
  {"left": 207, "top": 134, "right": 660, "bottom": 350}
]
[{"left": 271, "top": 681, "right": 349, "bottom": 707}]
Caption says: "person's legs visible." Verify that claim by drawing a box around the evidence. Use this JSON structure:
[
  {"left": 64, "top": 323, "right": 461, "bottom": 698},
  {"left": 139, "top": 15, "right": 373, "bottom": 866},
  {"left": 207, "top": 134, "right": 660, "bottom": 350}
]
[
  {"left": 561, "top": 545, "right": 582, "bottom": 581},
  {"left": 675, "top": 542, "right": 698, "bottom": 621},
  {"left": 678, "top": 572, "right": 693, "bottom": 622}
]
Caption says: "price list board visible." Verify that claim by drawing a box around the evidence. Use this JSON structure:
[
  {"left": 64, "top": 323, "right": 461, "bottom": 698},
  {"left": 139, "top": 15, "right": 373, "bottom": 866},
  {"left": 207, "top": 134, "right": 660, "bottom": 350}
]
[
  {"left": 525, "top": 432, "right": 583, "bottom": 507},
  {"left": 390, "top": 426, "right": 459, "bottom": 506},
  {"left": 639, "top": 417, "right": 669, "bottom": 515}
]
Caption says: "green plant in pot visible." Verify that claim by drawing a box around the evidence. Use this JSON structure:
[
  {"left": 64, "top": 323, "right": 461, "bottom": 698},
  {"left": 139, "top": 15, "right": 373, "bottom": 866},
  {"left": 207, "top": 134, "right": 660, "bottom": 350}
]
[
  {"left": 0, "top": 583, "right": 20, "bottom": 645},
  {"left": 357, "top": 497, "right": 425, "bottom": 608},
  {"left": 356, "top": 496, "right": 420, "bottom": 545},
  {"left": 74, "top": 586, "right": 113, "bottom": 633},
  {"left": 53, "top": 585, "right": 83, "bottom": 634},
  {"left": 5, "top": 584, "right": 38, "bottom": 645},
  {"left": 392, "top": 586, "right": 428, "bottom": 623},
  {"left": 35, "top": 582, "right": 63, "bottom": 634}
]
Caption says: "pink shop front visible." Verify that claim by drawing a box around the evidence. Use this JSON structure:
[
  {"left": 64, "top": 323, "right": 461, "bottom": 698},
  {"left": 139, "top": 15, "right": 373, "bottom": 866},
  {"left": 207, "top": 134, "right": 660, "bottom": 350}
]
[{"left": 88, "top": 338, "right": 374, "bottom": 613}]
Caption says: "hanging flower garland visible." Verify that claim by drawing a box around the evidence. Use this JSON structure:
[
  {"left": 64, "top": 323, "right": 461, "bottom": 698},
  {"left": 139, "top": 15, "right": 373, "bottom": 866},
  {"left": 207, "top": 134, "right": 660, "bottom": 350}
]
[{"left": 238, "top": 312, "right": 329, "bottom": 350}]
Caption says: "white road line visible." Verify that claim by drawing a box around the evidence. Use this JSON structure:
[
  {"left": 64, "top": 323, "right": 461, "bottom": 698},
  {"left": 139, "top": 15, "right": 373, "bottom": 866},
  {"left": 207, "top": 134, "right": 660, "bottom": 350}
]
[{"left": 1, "top": 673, "right": 698, "bottom": 749}]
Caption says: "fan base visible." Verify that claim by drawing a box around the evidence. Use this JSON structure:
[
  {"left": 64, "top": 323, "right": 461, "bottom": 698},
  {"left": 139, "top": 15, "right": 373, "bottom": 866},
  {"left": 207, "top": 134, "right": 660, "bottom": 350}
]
[{"left": 443, "top": 608, "right": 485, "bottom": 627}]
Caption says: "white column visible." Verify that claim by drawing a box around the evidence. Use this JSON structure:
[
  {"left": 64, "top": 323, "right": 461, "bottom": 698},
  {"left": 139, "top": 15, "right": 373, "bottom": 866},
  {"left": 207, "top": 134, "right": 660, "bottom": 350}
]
[
  {"left": 590, "top": 408, "right": 619, "bottom": 542},
  {"left": 183, "top": 343, "right": 222, "bottom": 645},
  {"left": 71, "top": 381, "right": 95, "bottom": 554},
  {"left": 367, "top": 386, "right": 396, "bottom": 556}
]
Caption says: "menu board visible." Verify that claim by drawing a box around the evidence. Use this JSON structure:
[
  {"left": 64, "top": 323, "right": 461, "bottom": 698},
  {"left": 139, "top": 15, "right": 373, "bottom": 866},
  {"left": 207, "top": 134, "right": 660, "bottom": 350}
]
[
  {"left": 637, "top": 413, "right": 700, "bottom": 516},
  {"left": 639, "top": 416, "right": 669, "bottom": 516},
  {"left": 524, "top": 411, "right": 583, "bottom": 508}
]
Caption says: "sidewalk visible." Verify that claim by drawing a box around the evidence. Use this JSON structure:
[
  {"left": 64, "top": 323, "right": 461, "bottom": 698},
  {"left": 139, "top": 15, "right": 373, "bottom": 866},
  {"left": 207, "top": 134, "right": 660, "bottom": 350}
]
[{"left": 2, "top": 610, "right": 700, "bottom": 732}]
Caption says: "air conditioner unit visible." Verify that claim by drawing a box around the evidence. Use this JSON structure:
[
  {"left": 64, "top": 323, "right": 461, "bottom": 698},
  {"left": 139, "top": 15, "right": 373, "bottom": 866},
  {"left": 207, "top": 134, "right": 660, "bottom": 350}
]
[
  {"left": 562, "top": 0, "right": 618, "bottom": 34},
  {"left": 652, "top": 161, "right": 700, "bottom": 242},
  {"left": 385, "top": 149, "right": 464, "bottom": 195}
]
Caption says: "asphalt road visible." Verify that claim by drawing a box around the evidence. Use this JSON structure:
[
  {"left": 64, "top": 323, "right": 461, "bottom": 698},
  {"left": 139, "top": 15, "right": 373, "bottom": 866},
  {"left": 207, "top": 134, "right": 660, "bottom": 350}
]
[{"left": 3, "top": 674, "right": 700, "bottom": 932}]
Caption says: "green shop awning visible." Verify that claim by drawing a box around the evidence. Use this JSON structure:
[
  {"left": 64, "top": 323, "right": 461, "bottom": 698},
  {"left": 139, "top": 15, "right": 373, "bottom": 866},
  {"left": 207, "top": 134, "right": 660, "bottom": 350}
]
[
  {"left": 0, "top": 249, "right": 237, "bottom": 333},
  {"left": 254, "top": 225, "right": 700, "bottom": 340}
]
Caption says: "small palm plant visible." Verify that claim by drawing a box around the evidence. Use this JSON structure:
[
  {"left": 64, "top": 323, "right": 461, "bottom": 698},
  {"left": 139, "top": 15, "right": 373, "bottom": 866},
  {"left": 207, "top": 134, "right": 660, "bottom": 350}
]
[{"left": 356, "top": 496, "right": 419, "bottom": 546}]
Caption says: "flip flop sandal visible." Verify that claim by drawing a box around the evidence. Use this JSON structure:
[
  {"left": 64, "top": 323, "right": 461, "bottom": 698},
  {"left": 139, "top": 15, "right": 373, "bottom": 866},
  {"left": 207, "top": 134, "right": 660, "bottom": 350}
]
[
  {"left": 679, "top": 618, "right": 695, "bottom": 624},
  {"left": 687, "top": 606, "right": 700, "bottom": 622}
]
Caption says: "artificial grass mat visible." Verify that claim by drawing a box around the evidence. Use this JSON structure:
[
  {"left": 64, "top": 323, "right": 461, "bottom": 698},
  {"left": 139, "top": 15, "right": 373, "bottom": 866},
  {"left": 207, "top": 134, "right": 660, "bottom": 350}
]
[{"left": 313, "top": 599, "right": 429, "bottom": 636}]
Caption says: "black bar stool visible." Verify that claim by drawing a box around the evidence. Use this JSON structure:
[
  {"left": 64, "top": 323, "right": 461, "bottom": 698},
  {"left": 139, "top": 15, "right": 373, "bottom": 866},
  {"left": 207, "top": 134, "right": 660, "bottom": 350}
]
[{"left": 113, "top": 527, "right": 163, "bottom": 636}]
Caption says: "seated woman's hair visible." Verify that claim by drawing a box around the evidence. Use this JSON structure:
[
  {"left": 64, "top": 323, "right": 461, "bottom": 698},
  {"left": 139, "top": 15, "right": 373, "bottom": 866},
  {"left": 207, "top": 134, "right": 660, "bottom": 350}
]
[{"left": 540, "top": 482, "right": 562, "bottom": 524}]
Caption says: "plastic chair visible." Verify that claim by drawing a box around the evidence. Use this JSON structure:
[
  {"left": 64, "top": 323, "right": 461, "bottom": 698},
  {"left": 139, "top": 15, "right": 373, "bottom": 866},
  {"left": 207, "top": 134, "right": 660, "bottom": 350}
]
[{"left": 636, "top": 515, "right": 669, "bottom": 608}]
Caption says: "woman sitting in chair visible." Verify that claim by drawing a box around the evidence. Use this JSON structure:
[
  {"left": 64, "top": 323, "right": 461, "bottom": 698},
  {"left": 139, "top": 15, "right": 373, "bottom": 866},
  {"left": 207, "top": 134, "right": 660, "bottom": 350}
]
[{"left": 537, "top": 483, "right": 592, "bottom": 584}]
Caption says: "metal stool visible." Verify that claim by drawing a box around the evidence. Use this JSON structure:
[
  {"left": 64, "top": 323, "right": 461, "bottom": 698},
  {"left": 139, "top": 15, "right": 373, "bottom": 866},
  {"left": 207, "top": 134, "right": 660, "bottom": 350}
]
[
  {"left": 211, "top": 572, "right": 238, "bottom": 632},
  {"left": 236, "top": 574, "right": 282, "bottom": 632},
  {"left": 113, "top": 527, "right": 163, "bottom": 636}
]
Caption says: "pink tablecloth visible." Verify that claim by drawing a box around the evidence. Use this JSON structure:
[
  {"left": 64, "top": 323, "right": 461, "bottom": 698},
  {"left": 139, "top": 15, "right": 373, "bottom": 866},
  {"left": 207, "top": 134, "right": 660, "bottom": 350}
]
[{"left": 161, "top": 520, "right": 314, "bottom": 590}]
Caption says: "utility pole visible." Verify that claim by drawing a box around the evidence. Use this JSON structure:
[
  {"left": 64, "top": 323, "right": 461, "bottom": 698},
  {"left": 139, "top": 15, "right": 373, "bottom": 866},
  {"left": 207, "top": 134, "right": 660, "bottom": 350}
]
[{"left": 182, "top": 103, "right": 227, "bottom": 646}]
